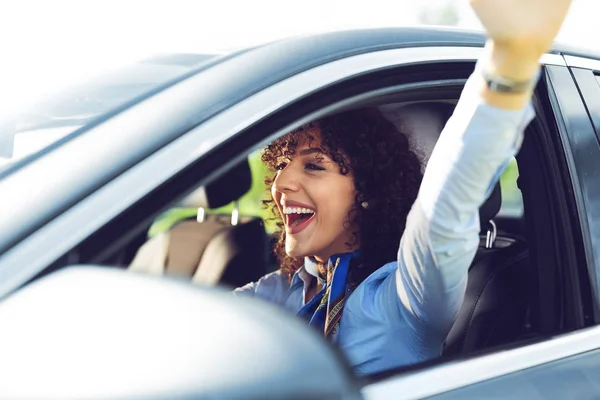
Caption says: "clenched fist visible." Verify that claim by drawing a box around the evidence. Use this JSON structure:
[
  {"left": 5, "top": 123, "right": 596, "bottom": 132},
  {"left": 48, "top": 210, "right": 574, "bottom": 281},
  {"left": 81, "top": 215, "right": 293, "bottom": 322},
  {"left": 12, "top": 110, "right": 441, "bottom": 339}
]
[
  {"left": 471, "top": 0, "right": 572, "bottom": 108},
  {"left": 471, "top": 0, "right": 571, "bottom": 58}
]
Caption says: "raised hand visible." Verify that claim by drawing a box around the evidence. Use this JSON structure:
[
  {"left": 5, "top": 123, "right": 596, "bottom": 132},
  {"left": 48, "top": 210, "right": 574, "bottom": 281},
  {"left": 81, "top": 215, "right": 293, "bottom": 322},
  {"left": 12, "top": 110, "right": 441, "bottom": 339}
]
[
  {"left": 470, "top": 0, "right": 572, "bottom": 108},
  {"left": 471, "top": 0, "right": 571, "bottom": 59}
]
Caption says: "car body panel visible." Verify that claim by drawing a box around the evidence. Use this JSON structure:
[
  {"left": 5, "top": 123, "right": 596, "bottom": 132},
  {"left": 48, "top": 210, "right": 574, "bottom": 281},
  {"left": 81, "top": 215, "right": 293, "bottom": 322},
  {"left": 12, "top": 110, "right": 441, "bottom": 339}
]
[
  {"left": 427, "top": 344, "right": 600, "bottom": 399},
  {"left": 363, "top": 324, "right": 600, "bottom": 399}
]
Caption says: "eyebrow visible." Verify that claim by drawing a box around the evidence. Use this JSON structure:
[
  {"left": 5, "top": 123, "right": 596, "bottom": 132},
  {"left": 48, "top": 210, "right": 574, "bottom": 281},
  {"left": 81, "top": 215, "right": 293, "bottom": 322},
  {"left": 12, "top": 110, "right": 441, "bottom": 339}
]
[{"left": 298, "top": 148, "right": 324, "bottom": 156}]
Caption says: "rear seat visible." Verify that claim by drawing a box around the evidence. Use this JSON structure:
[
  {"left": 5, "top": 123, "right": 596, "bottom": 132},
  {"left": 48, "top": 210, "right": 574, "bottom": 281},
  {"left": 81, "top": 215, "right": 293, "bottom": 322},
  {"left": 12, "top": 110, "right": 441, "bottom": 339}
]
[{"left": 129, "top": 159, "right": 271, "bottom": 288}]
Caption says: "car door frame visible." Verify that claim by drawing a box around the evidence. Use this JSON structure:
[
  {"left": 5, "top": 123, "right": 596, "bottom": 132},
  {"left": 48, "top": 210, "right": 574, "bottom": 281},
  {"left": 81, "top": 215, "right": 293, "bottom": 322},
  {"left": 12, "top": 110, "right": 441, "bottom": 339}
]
[{"left": 564, "top": 55, "right": 600, "bottom": 306}]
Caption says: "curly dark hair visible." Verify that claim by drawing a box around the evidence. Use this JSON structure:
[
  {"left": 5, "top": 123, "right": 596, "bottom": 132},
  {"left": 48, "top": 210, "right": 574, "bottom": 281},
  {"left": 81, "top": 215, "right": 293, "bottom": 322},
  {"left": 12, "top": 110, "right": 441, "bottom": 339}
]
[{"left": 262, "top": 107, "right": 423, "bottom": 285}]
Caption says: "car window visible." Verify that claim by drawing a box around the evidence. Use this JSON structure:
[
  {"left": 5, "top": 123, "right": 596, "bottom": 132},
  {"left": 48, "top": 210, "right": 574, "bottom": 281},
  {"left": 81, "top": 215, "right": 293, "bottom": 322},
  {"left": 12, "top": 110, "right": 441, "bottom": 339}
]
[{"left": 0, "top": 53, "right": 218, "bottom": 171}]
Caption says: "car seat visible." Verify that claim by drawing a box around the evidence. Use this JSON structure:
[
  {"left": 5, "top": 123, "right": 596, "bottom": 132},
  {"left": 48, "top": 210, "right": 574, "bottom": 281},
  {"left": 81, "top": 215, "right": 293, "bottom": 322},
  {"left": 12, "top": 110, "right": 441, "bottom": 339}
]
[
  {"left": 381, "top": 101, "right": 531, "bottom": 355},
  {"left": 129, "top": 159, "right": 271, "bottom": 288}
]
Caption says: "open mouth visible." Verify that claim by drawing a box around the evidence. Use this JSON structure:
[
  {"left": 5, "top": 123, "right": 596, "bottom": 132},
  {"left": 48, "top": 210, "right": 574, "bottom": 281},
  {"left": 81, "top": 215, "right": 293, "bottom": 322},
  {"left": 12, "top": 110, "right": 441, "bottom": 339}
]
[{"left": 283, "top": 206, "right": 316, "bottom": 233}]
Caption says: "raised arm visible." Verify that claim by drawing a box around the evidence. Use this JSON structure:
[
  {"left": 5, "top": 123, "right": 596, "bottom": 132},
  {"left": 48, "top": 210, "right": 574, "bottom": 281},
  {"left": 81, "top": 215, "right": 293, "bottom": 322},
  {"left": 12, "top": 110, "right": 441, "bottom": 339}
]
[{"left": 394, "top": 0, "right": 571, "bottom": 338}]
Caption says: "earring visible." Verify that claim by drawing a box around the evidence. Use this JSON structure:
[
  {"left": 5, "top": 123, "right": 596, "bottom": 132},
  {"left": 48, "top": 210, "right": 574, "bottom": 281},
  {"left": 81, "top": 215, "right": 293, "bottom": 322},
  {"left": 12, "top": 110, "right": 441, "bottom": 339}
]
[{"left": 361, "top": 201, "right": 369, "bottom": 209}]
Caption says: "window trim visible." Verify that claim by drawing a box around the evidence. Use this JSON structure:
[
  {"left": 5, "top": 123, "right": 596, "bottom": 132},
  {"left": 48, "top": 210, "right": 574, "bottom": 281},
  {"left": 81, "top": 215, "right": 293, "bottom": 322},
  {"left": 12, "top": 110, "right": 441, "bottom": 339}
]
[
  {"left": 551, "top": 63, "right": 600, "bottom": 320},
  {"left": 565, "top": 55, "right": 600, "bottom": 72}
]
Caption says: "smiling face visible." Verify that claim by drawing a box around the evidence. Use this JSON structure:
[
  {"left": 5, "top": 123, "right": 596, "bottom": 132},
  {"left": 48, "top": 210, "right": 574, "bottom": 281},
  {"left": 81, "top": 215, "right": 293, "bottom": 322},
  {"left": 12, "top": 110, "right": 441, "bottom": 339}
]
[
  {"left": 271, "top": 131, "right": 358, "bottom": 262},
  {"left": 264, "top": 108, "right": 423, "bottom": 282}
]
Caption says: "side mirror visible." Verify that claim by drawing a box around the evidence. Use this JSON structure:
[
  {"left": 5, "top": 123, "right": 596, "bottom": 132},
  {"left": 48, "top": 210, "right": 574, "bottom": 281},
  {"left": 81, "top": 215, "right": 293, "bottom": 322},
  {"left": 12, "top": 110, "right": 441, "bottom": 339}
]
[{"left": 0, "top": 267, "right": 361, "bottom": 399}]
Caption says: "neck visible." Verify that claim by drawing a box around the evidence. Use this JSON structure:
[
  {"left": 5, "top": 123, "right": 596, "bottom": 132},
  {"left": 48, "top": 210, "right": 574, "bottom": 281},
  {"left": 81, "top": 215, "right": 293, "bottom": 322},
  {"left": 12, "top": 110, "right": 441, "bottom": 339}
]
[
  {"left": 313, "top": 246, "right": 359, "bottom": 265},
  {"left": 311, "top": 249, "right": 359, "bottom": 267}
]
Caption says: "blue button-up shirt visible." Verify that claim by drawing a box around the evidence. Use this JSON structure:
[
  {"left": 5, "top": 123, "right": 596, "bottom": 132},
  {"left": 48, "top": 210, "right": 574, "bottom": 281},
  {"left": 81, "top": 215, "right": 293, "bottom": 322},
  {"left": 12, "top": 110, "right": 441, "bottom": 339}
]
[{"left": 234, "top": 72, "right": 535, "bottom": 376}]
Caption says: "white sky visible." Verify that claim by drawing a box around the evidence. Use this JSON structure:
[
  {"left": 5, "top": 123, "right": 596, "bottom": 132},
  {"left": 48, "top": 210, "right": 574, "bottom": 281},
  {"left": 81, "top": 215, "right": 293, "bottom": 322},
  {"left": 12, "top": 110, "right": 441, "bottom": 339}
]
[{"left": 0, "top": 0, "right": 598, "bottom": 112}]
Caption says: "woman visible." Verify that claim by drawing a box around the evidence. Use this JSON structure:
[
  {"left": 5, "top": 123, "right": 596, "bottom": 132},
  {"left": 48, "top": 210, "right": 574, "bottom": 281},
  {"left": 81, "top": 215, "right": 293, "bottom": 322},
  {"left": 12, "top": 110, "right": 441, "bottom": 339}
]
[{"left": 236, "top": 0, "right": 572, "bottom": 375}]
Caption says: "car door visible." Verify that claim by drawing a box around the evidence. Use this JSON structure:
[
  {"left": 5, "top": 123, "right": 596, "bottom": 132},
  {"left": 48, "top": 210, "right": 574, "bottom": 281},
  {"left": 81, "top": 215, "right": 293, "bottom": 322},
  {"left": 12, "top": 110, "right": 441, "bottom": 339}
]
[
  {"left": 361, "top": 53, "right": 600, "bottom": 400},
  {"left": 365, "top": 334, "right": 600, "bottom": 399}
]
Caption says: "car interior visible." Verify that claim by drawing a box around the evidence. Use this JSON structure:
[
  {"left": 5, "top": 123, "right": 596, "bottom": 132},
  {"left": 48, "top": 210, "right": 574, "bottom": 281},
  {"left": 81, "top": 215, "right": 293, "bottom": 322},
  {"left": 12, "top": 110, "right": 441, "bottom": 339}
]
[
  {"left": 123, "top": 99, "right": 531, "bottom": 358},
  {"left": 38, "top": 62, "right": 592, "bottom": 382},
  {"left": 129, "top": 159, "right": 274, "bottom": 288}
]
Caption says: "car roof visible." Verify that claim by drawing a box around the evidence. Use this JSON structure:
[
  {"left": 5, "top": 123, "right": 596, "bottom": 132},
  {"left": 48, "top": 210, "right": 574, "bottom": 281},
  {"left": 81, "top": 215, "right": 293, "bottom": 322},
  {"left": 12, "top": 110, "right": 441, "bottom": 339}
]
[{"left": 250, "top": 26, "right": 600, "bottom": 64}]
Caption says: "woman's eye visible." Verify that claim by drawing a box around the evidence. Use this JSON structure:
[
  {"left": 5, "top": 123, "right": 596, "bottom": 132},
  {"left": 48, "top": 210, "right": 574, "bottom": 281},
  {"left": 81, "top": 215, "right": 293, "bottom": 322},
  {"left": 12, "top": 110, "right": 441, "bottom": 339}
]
[
  {"left": 305, "top": 163, "right": 325, "bottom": 171},
  {"left": 275, "top": 162, "right": 287, "bottom": 171}
]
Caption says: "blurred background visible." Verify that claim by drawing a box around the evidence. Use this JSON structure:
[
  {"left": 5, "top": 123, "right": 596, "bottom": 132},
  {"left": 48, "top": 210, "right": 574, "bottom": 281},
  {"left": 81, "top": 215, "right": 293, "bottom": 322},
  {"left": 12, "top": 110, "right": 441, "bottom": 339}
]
[
  {"left": 0, "top": 0, "right": 596, "bottom": 232},
  {"left": 0, "top": 0, "right": 596, "bottom": 113}
]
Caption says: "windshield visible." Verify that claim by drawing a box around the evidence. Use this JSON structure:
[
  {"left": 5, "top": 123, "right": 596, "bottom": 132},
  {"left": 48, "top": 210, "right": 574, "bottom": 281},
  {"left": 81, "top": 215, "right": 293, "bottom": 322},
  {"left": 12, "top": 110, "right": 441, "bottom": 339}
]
[{"left": 0, "top": 53, "right": 218, "bottom": 170}]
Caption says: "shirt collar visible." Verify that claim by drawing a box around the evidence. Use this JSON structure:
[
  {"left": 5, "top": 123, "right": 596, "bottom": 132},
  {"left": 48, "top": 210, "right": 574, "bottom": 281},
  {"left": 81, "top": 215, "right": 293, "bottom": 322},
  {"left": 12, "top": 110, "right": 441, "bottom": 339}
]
[
  {"left": 292, "top": 251, "right": 361, "bottom": 289},
  {"left": 304, "top": 257, "right": 319, "bottom": 277},
  {"left": 290, "top": 265, "right": 315, "bottom": 290},
  {"left": 303, "top": 252, "right": 360, "bottom": 277}
]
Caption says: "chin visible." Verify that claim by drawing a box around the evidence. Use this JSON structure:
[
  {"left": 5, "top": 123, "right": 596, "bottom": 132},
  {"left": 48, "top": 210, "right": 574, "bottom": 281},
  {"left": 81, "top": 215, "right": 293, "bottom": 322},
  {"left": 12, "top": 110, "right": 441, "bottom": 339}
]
[
  {"left": 285, "top": 240, "right": 314, "bottom": 259},
  {"left": 285, "top": 246, "right": 308, "bottom": 259}
]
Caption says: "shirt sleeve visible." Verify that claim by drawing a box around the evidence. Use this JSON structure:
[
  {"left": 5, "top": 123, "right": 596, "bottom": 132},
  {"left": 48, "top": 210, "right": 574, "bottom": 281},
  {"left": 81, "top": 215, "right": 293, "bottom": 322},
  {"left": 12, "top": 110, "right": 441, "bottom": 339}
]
[
  {"left": 393, "top": 72, "right": 536, "bottom": 340},
  {"left": 233, "top": 270, "right": 291, "bottom": 305}
]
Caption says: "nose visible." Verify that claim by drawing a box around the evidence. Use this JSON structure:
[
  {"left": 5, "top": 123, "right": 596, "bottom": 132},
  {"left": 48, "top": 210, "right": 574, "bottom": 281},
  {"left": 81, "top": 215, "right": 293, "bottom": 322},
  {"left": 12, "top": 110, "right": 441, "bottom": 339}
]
[{"left": 272, "top": 162, "right": 301, "bottom": 195}]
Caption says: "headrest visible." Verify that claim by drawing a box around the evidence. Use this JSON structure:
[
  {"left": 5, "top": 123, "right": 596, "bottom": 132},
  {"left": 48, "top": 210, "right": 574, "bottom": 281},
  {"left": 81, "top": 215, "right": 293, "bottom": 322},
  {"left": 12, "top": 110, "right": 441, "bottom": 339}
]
[
  {"left": 379, "top": 102, "right": 455, "bottom": 173},
  {"left": 379, "top": 101, "right": 501, "bottom": 227},
  {"left": 179, "top": 158, "right": 252, "bottom": 209}
]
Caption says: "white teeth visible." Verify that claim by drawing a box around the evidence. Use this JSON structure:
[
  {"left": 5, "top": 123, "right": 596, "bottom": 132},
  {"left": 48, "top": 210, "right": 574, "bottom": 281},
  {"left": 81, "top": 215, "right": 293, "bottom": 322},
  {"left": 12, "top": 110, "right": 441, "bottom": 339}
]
[{"left": 283, "top": 207, "right": 315, "bottom": 215}]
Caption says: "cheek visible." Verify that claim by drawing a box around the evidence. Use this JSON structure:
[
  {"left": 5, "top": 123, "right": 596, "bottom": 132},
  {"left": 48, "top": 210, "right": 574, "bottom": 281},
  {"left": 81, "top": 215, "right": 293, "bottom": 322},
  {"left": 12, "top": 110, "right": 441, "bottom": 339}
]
[
  {"left": 338, "top": 178, "right": 357, "bottom": 208},
  {"left": 317, "top": 180, "right": 356, "bottom": 223},
  {"left": 340, "top": 182, "right": 358, "bottom": 225},
  {"left": 271, "top": 186, "right": 284, "bottom": 216}
]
